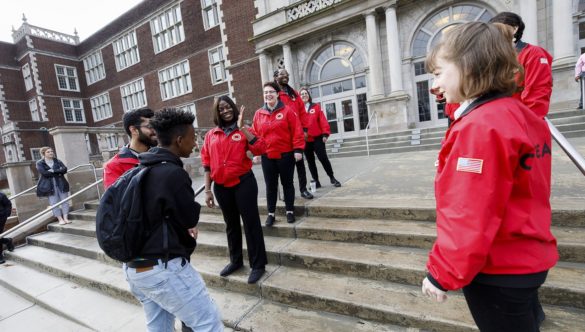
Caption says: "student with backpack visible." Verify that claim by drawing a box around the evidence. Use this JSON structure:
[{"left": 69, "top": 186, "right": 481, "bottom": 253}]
[{"left": 119, "top": 108, "right": 222, "bottom": 332}]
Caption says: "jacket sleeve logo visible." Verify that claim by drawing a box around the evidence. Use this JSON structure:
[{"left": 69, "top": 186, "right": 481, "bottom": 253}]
[
  {"left": 456, "top": 157, "right": 483, "bottom": 174},
  {"left": 232, "top": 133, "right": 242, "bottom": 141},
  {"left": 276, "top": 113, "right": 284, "bottom": 120}
]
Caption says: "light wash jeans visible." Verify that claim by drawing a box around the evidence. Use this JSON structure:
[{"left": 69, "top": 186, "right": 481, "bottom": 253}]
[
  {"left": 47, "top": 185, "right": 69, "bottom": 217},
  {"left": 124, "top": 257, "right": 223, "bottom": 332}
]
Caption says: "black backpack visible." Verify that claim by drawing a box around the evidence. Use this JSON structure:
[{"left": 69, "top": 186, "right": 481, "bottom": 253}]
[{"left": 96, "top": 165, "right": 152, "bottom": 262}]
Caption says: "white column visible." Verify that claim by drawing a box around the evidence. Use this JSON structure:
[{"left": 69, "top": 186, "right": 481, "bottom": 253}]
[
  {"left": 258, "top": 52, "right": 269, "bottom": 84},
  {"left": 365, "top": 10, "right": 384, "bottom": 98},
  {"left": 282, "top": 42, "right": 296, "bottom": 88},
  {"left": 385, "top": 5, "right": 404, "bottom": 93},
  {"left": 518, "top": 0, "right": 538, "bottom": 45},
  {"left": 552, "top": 0, "right": 575, "bottom": 64}
]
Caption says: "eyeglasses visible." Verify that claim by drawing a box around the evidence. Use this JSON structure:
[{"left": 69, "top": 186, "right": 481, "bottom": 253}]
[
  {"left": 264, "top": 90, "right": 277, "bottom": 95},
  {"left": 137, "top": 124, "right": 154, "bottom": 129}
]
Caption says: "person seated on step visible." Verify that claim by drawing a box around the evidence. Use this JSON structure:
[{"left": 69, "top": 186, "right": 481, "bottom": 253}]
[
  {"left": 201, "top": 95, "right": 268, "bottom": 284},
  {"left": 0, "top": 191, "right": 14, "bottom": 264},
  {"left": 421, "top": 22, "right": 557, "bottom": 332},
  {"left": 35, "top": 147, "right": 71, "bottom": 225}
]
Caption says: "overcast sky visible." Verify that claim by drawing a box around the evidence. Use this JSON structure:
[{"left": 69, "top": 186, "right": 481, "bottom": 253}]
[{"left": 0, "top": 0, "right": 144, "bottom": 43}]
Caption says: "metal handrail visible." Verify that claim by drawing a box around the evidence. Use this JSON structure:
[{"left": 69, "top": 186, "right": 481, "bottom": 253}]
[
  {"left": 0, "top": 178, "right": 103, "bottom": 239},
  {"left": 546, "top": 118, "right": 585, "bottom": 176},
  {"left": 364, "top": 110, "right": 379, "bottom": 157},
  {"left": 9, "top": 163, "right": 101, "bottom": 201}
]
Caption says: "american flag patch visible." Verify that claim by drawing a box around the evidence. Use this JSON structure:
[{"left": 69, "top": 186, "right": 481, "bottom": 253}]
[
  {"left": 456, "top": 157, "right": 483, "bottom": 174},
  {"left": 540, "top": 57, "right": 548, "bottom": 64}
]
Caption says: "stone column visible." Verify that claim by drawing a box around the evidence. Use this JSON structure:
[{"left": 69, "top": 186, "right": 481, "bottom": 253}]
[
  {"left": 49, "top": 126, "right": 90, "bottom": 168},
  {"left": 282, "top": 43, "right": 296, "bottom": 88},
  {"left": 518, "top": 0, "right": 538, "bottom": 45},
  {"left": 385, "top": 5, "right": 404, "bottom": 93},
  {"left": 258, "top": 51, "right": 269, "bottom": 84},
  {"left": 365, "top": 10, "right": 384, "bottom": 98},
  {"left": 552, "top": 0, "right": 575, "bottom": 66},
  {"left": 4, "top": 161, "right": 35, "bottom": 195}
]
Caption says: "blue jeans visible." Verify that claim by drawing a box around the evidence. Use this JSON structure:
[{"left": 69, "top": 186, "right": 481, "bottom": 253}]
[{"left": 124, "top": 257, "right": 223, "bottom": 332}]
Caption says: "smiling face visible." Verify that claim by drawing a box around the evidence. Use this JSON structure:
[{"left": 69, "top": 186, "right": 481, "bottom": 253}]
[
  {"left": 275, "top": 69, "right": 289, "bottom": 86},
  {"left": 264, "top": 86, "right": 278, "bottom": 106},
  {"left": 218, "top": 100, "right": 235, "bottom": 124},
  {"left": 430, "top": 54, "right": 463, "bottom": 104},
  {"left": 300, "top": 89, "right": 310, "bottom": 103},
  {"left": 43, "top": 148, "right": 55, "bottom": 159},
  {"left": 136, "top": 117, "right": 158, "bottom": 148}
]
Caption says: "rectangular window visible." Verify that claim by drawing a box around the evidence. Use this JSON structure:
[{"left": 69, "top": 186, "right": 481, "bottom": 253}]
[
  {"left": 357, "top": 93, "right": 368, "bottom": 130},
  {"left": 90, "top": 92, "right": 113, "bottom": 122},
  {"left": 83, "top": 50, "right": 106, "bottom": 85},
  {"left": 159, "top": 60, "right": 192, "bottom": 100},
  {"left": 22, "top": 63, "right": 33, "bottom": 91},
  {"left": 105, "top": 134, "right": 119, "bottom": 150},
  {"left": 201, "top": 0, "right": 219, "bottom": 29},
  {"left": 29, "top": 98, "right": 40, "bottom": 121},
  {"left": 416, "top": 81, "right": 431, "bottom": 122},
  {"left": 113, "top": 30, "right": 140, "bottom": 71},
  {"left": 31, "top": 148, "right": 42, "bottom": 161},
  {"left": 120, "top": 78, "right": 147, "bottom": 112},
  {"left": 61, "top": 98, "right": 86, "bottom": 123},
  {"left": 176, "top": 103, "right": 198, "bottom": 127},
  {"left": 151, "top": 4, "right": 185, "bottom": 53},
  {"left": 580, "top": 22, "right": 585, "bottom": 40},
  {"left": 55, "top": 64, "right": 80, "bottom": 91},
  {"left": 208, "top": 46, "right": 225, "bottom": 84}
]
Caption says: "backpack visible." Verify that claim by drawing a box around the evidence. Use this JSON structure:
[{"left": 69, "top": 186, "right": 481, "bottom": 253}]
[{"left": 96, "top": 165, "right": 152, "bottom": 262}]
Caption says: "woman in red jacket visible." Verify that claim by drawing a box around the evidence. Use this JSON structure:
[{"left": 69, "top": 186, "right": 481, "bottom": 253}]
[
  {"left": 251, "top": 82, "right": 305, "bottom": 226},
  {"left": 201, "top": 95, "right": 268, "bottom": 284},
  {"left": 299, "top": 88, "right": 341, "bottom": 188},
  {"left": 422, "top": 22, "right": 557, "bottom": 332}
]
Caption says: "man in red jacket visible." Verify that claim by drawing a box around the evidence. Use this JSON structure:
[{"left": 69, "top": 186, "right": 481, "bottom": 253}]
[{"left": 103, "top": 108, "right": 158, "bottom": 188}]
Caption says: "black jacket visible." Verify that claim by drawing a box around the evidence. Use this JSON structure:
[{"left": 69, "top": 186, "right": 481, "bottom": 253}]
[
  {"left": 0, "top": 192, "right": 12, "bottom": 224},
  {"left": 138, "top": 147, "right": 201, "bottom": 260},
  {"left": 36, "top": 158, "right": 70, "bottom": 197}
]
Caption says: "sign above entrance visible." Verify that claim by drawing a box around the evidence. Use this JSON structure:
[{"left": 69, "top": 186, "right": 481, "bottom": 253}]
[{"left": 287, "top": 0, "right": 343, "bottom": 22}]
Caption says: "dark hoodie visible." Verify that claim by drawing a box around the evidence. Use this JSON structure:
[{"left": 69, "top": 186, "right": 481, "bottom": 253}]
[{"left": 138, "top": 147, "right": 201, "bottom": 260}]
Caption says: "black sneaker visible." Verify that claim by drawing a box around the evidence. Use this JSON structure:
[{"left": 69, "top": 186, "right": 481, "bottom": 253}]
[
  {"left": 219, "top": 262, "right": 243, "bottom": 277},
  {"left": 315, "top": 181, "right": 322, "bottom": 189},
  {"left": 5, "top": 238, "right": 14, "bottom": 252},
  {"left": 301, "top": 190, "right": 314, "bottom": 199},
  {"left": 265, "top": 215, "right": 275, "bottom": 227},
  {"left": 0, "top": 252, "right": 5, "bottom": 264},
  {"left": 286, "top": 213, "right": 296, "bottom": 224},
  {"left": 330, "top": 177, "right": 341, "bottom": 187},
  {"left": 248, "top": 268, "right": 265, "bottom": 284}
]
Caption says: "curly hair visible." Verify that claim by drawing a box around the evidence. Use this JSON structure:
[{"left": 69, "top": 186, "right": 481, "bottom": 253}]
[
  {"left": 122, "top": 108, "right": 154, "bottom": 136},
  {"left": 150, "top": 108, "right": 195, "bottom": 146}
]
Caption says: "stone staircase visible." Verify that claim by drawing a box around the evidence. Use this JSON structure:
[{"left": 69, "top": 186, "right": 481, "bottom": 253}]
[
  {"left": 2, "top": 200, "right": 585, "bottom": 331},
  {"left": 328, "top": 108, "right": 585, "bottom": 158}
]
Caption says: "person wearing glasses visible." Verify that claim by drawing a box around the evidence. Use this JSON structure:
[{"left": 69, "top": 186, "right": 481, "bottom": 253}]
[
  {"left": 201, "top": 95, "right": 268, "bottom": 284},
  {"left": 251, "top": 82, "right": 305, "bottom": 226}
]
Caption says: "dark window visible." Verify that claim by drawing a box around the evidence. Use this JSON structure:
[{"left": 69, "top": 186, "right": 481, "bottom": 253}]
[
  {"left": 414, "top": 62, "right": 426, "bottom": 76},
  {"left": 416, "top": 81, "right": 431, "bottom": 122},
  {"left": 580, "top": 22, "right": 585, "bottom": 40},
  {"left": 357, "top": 93, "right": 368, "bottom": 130}
]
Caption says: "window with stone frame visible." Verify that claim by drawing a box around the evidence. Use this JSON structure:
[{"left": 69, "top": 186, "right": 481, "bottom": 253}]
[
  {"left": 120, "top": 78, "right": 147, "bottom": 112},
  {"left": 151, "top": 4, "right": 185, "bottom": 53},
  {"left": 176, "top": 103, "right": 198, "bottom": 127},
  {"left": 31, "top": 148, "right": 42, "bottom": 161},
  {"left": 61, "top": 98, "right": 86, "bottom": 123},
  {"left": 90, "top": 92, "right": 113, "bottom": 122},
  {"left": 208, "top": 45, "right": 226, "bottom": 84},
  {"left": 159, "top": 60, "right": 192, "bottom": 100},
  {"left": 22, "top": 63, "right": 33, "bottom": 91},
  {"left": 83, "top": 50, "right": 106, "bottom": 85},
  {"left": 55, "top": 64, "right": 79, "bottom": 91},
  {"left": 201, "top": 0, "right": 219, "bottom": 30},
  {"left": 113, "top": 30, "right": 140, "bottom": 71},
  {"left": 29, "top": 98, "right": 41, "bottom": 121}
]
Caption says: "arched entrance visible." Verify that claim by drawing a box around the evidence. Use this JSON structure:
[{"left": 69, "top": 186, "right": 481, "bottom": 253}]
[
  {"left": 411, "top": 4, "right": 494, "bottom": 127},
  {"left": 306, "top": 42, "right": 368, "bottom": 138}
]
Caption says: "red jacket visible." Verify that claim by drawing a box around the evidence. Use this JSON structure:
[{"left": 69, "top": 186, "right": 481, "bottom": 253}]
[
  {"left": 305, "top": 103, "right": 330, "bottom": 142},
  {"left": 200, "top": 127, "right": 266, "bottom": 187},
  {"left": 427, "top": 96, "right": 558, "bottom": 291},
  {"left": 103, "top": 145, "right": 139, "bottom": 188},
  {"left": 251, "top": 101, "right": 305, "bottom": 159},
  {"left": 513, "top": 41, "right": 553, "bottom": 118},
  {"left": 279, "top": 88, "right": 308, "bottom": 130}
]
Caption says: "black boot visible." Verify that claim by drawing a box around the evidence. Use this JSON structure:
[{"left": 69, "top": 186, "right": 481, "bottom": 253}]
[
  {"left": 330, "top": 177, "right": 341, "bottom": 187},
  {"left": 0, "top": 250, "right": 5, "bottom": 264},
  {"left": 4, "top": 237, "right": 14, "bottom": 252}
]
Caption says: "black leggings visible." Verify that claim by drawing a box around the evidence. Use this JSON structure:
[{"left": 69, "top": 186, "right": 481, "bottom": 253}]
[
  {"left": 213, "top": 173, "right": 267, "bottom": 269},
  {"left": 295, "top": 158, "right": 308, "bottom": 193},
  {"left": 261, "top": 152, "right": 295, "bottom": 213},
  {"left": 305, "top": 136, "right": 334, "bottom": 182}
]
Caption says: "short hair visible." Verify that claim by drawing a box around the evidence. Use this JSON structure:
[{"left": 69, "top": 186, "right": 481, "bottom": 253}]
[
  {"left": 263, "top": 81, "right": 281, "bottom": 93},
  {"left": 426, "top": 22, "right": 521, "bottom": 100},
  {"left": 122, "top": 108, "right": 155, "bottom": 136},
  {"left": 299, "top": 87, "right": 313, "bottom": 104},
  {"left": 212, "top": 95, "right": 239, "bottom": 127},
  {"left": 150, "top": 108, "right": 195, "bottom": 146},
  {"left": 39, "top": 146, "right": 52, "bottom": 157},
  {"left": 489, "top": 12, "right": 525, "bottom": 42}
]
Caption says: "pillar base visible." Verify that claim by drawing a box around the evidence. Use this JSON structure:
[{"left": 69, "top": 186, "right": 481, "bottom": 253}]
[{"left": 366, "top": 92, "right": 410, "bottom": 132}]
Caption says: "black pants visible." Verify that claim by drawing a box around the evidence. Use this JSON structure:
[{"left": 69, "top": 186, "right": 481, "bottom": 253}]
[
  {"left": 261, "top": 152, "right": 295, "bottom": 212},
  {"left": 213, "top": 172, "right": 267, "bottom": 269},
  {"left": 463, "top": 282, "right": 542, "bottom": 332},
  {"left": 295, "top": 158, "right": 308, "bottom": 193},
  {"left": 305, "top": 136, "right": 334, "bottom": 182}
]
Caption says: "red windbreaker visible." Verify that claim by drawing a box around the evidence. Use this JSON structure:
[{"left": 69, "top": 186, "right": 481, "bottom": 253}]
[
  {"left": 513, "top": 42, "right": 553, "bottom": 117},
  {"left": 305, "top": 103, "right": 330, "bottom": 142},
  {"left": 279, "top": 88, "right": 308, "bottom": 129},
  {"left": 200, "top": 127, "right": 266, "bottom": 187},
  {"left": 251, "top": 101, "right": 305, "bottom": 159},
  {"left": 103, "top": 145, "right": 139, "bottom": 188},
  {"left": 427, "top": 96, "right": 558, "bottom": 291}
]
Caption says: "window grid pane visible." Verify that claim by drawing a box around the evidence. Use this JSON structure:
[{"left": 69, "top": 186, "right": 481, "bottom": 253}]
[
  {"left": 113, "top": 31, "right": 140, "bottom": 71},
  {"left": 91, "top": 92, "right": 113, "bottom": 121},
  {"left": 152, "top": 4, "right": 185, "bottom": 53},
  {"left": 62, "top": 98, "right": 85, "bottom": 123},
  {"left": 120, "top": 78, "right": 147, "bottom": 112},
  {"left": 159, "top": 60, "right": 192, "bottom": 100},
  {"left": 202, "top": 0, "right": 218, "bottom": 29},
  {"left": 55, "top": 65, "right": 79, "bottom": 91},
  {"left": 208, "top": 46, "right": 225, "bottom": 84},
  {"left": 83, "top": 50, "right": 106, "bottom": 85}
]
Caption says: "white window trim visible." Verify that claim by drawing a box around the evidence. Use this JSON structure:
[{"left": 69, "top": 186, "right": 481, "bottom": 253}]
[
  {"left": 208, "top": 45, "right": 226, "bottom": 85},
  {"left": 28, "top": 98, "right": 41, "bottom": 121},
  {"left": 112, "top": 30, "right": 141, "bottom": 72},
  {"left": 61, "top": 98, "right": 86, "bottom": 123},
  {"left": 150, "top": 4, "right": 185, "bottom": 54},
  {"left": 55, "top": 64, "right": 80, "bottom": 92},
  {"left": 30, "top": 148, "right": 42, "bottom": 161},
  {"left": 158, "top": 59, "right": 192, "bottom": 101},
  {"left": 120, "top": 78, "right": 148, "bottom": 112},
  {"left": 22, "top": 63, "right": 33, "bottom": 91},
  {"left": 176, "top": 102, "right": 198, "bottom": 127},
  {"left": 90, "top": 92, "right": 113, "bottom": 122},
  {"left": 83, "top": 49, "right": 106, "bottom": 85},
  {"left": 201, "top": 0, "right": 219, "bottom": 30}
]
